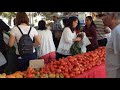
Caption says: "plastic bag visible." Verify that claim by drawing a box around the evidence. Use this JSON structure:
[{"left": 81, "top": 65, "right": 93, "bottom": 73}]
[
  {"left": 82, "top": 33, "right": 91, "bottom": 46},
  {"left": 4, "top": 46, "right": 17, "bottom": 75},
  {"left": 0, "top": 52, "right": 7, "bottom": 66},
  {"left": 3, "top": 31, "right": 10, "bottom": 44}
]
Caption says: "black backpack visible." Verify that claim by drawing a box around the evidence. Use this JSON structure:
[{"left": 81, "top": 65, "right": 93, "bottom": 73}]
[{"left": 17, "top": 26, "right": 33, "bottom": 56}]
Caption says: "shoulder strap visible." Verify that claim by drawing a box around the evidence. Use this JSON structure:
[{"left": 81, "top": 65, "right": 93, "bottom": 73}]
[
  {"left": 17, "top": 26, "right": 23, "bottom": 35},
  {"left": 28, "top": 27, "right": 32, "bottom": 35}
]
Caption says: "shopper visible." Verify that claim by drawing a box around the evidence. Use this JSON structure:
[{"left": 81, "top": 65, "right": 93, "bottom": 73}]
[
  {"left": 102, "top": 12, "right": 120, "bottom": 78},
  {"left": 36, "top": 20, "right": 56, "bottom": 64},
  {"left": 52, "top": 13, "right": 63, "bottom": 50},
  {"left": 9, "top": 12, "right": 40, "bottom": 71},
  {"left": 57, "top": 16, "right": 82, "bottom": 59},
  {"left": 94, "top": 13, "right": 111, "bottom": 46}
]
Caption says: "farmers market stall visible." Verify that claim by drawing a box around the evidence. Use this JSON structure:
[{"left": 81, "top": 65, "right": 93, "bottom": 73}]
[
  {"left": 75, "top": 62, "right": 106, "bottom": 78},
  {"left": 0, "top": 47, "right": 106, "bottom": 78}
]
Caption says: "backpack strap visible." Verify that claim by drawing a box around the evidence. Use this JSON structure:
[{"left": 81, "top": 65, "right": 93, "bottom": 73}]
[
  {"left": 17, "top": 26, "right": 23, "bottom": 35},
  {"left": 28, "top": 27, "right": 32, "bottom": 35},
  {"left": 17, "top": 26, "right": 32, "bottom": 35}
]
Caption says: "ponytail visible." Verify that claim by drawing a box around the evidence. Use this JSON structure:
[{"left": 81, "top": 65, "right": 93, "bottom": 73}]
[{"left": 91, "top": 20, "right": 96, "bottom": 28}]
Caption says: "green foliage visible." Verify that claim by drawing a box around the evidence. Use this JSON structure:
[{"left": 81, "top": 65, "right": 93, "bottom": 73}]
[
  {"left": 0, "top": 12, "right": 16, "bottom": 19},
  {"left": 37, "top": 12, "right": 56, "bottom": 20}
]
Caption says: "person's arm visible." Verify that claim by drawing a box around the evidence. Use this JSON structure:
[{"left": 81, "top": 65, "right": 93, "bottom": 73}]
[
  {"left": 104, "top": 26, "right": 111, "bottom": 34},
  {"left": 32, "top": 28, "right": 40, "bottom": 47},
  {"left": 0, "top": 19, "right": 10, "bottom": 32},
  {"left": 88, "top": 37, "right": 93, "bottom": 39},
  {"left": 73, "top": 37, "right": 82, "bottom": 42},
  {"left": 8, "top": 27, "right": 16, "bottom": 47},
  {"left": 8, "top": 34, "right": 15, "bottom": 47},
  {"left": 33, "top": 35, "right": 40, "bottom": 46}
]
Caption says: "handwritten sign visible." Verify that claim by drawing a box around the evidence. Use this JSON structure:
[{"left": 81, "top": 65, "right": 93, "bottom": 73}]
[{"left": 29, "top": 59, "right": 44, "bottom": 69}]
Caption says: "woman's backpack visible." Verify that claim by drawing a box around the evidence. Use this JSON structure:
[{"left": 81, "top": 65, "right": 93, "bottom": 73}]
[{"left": 17, "top": 26, "right": 33, "bottom": 56}]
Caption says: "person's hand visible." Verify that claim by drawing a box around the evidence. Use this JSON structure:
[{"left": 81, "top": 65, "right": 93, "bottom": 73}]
[
  {"left": 88, "top": 37, "right": 92, "bottom": 39},
  {"left": 73, "top": 37, "right": 81, "bottom": 42}
]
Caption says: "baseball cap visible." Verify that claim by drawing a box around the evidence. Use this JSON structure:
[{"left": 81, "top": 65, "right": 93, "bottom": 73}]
[{"left": 52, "top": 13, "right": 59, "bottom": 18}]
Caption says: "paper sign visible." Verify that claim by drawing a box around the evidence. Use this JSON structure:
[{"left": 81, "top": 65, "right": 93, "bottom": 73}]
[{"left": 29, "top": 59, "right": 44, "bottom": 69}]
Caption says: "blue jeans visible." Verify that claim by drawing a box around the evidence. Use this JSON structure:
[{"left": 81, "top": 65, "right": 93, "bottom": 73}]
[{"left": 17, "top": 52, "right": 37, "bottom": 71}]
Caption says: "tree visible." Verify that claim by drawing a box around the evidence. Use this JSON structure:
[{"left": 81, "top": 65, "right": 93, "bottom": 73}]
[
  {"left": 36, "top": 12, "right": 78, "bottom": 20},
  {"left": 0, "top": 12, "right": 16, "bottom": 26},
  {"left": 37, "top": 12, "right": 56, "bottom": 20}
]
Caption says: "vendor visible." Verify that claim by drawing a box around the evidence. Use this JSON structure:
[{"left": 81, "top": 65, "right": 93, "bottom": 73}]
[{"left": 83, "top": 16, "right": 98, "bottom": 52}]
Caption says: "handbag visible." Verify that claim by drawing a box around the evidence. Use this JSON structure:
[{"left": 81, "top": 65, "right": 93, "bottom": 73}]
[{"left": 4, "top": 46, "right": 17, "bottom": 75}]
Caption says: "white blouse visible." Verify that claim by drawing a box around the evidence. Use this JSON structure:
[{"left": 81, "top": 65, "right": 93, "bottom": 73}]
[
  {"left": 36, "top": 30, "right": 56, "bottom": 57},
  {"left": 57, "top": 27, "right": 76, "bottom": 55}
]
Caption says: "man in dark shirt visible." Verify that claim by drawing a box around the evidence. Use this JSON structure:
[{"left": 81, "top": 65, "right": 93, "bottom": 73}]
[{"left": 0, "top": 19, "right": 10, "bottom": 58}]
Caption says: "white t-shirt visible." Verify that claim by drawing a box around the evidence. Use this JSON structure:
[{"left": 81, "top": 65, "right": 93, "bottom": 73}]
[
  {"left": 106, "top": 24, "right": 120, "bottom": 78},
  {"left": 57, "top": 27, "right": 76, "bottom": 55},
  {"left": 36, "top": 30, "right": 56, "bottom": 57},
  {"left": 10, "top": 25, "right": 38, "bottom": 55}
]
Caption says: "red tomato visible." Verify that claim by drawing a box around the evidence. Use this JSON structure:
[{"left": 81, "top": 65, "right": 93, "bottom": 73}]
[{"left": 57, "top": 69, "right": 62, "bottom": 73}]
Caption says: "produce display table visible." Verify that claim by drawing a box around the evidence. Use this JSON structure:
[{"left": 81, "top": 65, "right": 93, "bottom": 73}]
[
  {"left": 0, "top": 47, "right": 106, "bottom": 78},
  {"left": 75, "top": 63, "right": 106, "bottom": 78}
]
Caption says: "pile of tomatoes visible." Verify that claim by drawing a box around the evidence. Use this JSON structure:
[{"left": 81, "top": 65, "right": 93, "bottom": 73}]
[
  {"left": 2, "top": 47, "right": 105, "bottom": 78},
  {"left": 39, "top": 47, "right": 105, "bottom": 78}
]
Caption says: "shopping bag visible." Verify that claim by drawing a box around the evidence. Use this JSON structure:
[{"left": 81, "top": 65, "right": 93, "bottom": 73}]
[
  {"left": 0, "top": 52, "right": 7, "bottom": 66},
  {"left": 4, "top": 46, "right": 17, "bottom": 75},
  {"left": 3, "top": 33, "right": 9, "bottom": 44},
  {"left": 82, "top": 33, "right": 91, "bottom": 46}
]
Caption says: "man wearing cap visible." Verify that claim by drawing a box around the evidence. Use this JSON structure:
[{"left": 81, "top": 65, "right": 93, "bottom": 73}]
[{"left": 52, "top": 13, "right": 62, "bottom": 50}]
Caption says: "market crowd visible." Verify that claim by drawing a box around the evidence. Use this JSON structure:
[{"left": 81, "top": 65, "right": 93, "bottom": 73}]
[{"left": 1, "top": 12, "right": 120, "bottom": 78}]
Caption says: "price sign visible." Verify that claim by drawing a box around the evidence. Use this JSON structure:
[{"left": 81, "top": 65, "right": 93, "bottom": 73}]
[{"left": 29, "top": 59, "right": 44, "bottom": 69}]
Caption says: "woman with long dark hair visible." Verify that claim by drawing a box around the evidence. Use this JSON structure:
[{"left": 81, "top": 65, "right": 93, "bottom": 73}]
[
  {"left": 83, "top": 16, "right": 98, "bottom": 51},
  {"left": 57, "top": 16, "right": 82, "bottom": 59}
]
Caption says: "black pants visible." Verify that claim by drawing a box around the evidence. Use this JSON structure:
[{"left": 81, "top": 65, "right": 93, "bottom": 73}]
[
  {"left": 17, "top": 52, "right": 37, "bottom": 71},
  {"left": 98, "top": 38, "right": 107, "bottom": 46},
  {"left": 0, "top": 64, "right": 7, "bottom": 74}
]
